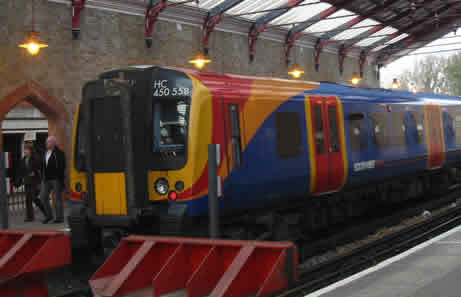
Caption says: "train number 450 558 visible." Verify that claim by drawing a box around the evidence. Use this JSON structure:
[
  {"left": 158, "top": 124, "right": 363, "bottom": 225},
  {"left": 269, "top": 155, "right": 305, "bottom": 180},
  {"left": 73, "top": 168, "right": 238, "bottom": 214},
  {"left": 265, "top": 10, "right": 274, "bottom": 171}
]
[{"left": 153, "top": 87, "right": 191, "bottom": 97}]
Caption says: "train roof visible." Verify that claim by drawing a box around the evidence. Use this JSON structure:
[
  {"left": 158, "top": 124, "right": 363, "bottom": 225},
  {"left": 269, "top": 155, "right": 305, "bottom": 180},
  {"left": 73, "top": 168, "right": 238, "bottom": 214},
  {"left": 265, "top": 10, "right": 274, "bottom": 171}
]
[
  {"left": 99, "top": 65, "right": 461, "bottom": 105},
  {"left": 309, "top": 82, "right": 461, "bottom": 105}
]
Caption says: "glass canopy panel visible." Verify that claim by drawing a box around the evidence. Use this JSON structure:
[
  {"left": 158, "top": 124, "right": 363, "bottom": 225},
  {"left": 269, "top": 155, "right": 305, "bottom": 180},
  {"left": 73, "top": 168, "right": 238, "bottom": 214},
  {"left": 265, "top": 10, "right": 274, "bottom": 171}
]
[
  {"left": 168, "top": 0, "right": 406, "bottom": 52},
  {"left": 169, "top": 0, "right": 227, "bottom": 9},
  {"left": 303, "top": 9, "right": 357, "bottom": 37},
  {"left": 332, "top": 18, "right": 379, "bottom": 41},
  {"left": 372, "top": 33, "right": 409, "bottom": 52},
  {"left": 357, "top": 36, "right": 386, "bottom": 47},
  {"left": 418, "top": 32, "right": 461, "bottom": 50},
  {"left": 355, "top": 26, "right": 398, "bottom": 47},
  {"left": 373, "top": 44, "right": 388, "bottom": 52},
  {"left": 384, "top": 33, "right": 409, "bottom": 45},
  {"left": 268, "top": 0, "right": 332, "bottom": 27},
  {"left": 411, "top": 32, "right": 461, "bottom": 54},
  {"left": 227, "top": 0, "right": 291, "bottom": 20}
]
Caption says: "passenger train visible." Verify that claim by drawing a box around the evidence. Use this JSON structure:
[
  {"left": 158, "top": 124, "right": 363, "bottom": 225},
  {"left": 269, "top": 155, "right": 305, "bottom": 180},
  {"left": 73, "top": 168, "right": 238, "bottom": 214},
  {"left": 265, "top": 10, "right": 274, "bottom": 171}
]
[{"left": 69, "top": 66, "right": 461, "bottom": 248}]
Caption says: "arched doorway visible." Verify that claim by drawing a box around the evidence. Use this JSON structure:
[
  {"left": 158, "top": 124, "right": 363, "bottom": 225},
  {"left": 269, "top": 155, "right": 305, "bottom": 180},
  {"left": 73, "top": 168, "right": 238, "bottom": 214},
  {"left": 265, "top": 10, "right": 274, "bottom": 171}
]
[{"left": 0, "top": 81, "right": 71, "bottom": 154}]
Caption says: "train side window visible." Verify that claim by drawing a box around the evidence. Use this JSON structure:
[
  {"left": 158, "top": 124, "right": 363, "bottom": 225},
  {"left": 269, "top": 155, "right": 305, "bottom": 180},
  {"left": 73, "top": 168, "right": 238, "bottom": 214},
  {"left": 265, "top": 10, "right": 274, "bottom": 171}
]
[
  {"left": 313, "top": 105, "right": 325, "bottom": 154},
  {"left": 348, "top": 113, "right": 367, "bottom": 152},
  {"left": 328, "top": 105, "right": 340, "bottom": 153},
  {"left": 370, "top": 112, "right": 389, "bottom": 148},
  {"left": 415, "top": 112, "right": 425, "bottom": 144},
  {"left": 229, "top": 104, "right": 242, "bottom": 168},
  {"left": 453, "top": 112, "right": 461, "bottom": 144},
  {"left": 275, "top": 112, "right": 303, "bottom": 158},
  {"left": 409, "top": 112, "right": 425, "bottom": 144},
  {"left": 391, "top": 112, "right": 406, "bottom": 146},
  {"left": 444, "top": 111, "right": 455, "bottom": 146}
]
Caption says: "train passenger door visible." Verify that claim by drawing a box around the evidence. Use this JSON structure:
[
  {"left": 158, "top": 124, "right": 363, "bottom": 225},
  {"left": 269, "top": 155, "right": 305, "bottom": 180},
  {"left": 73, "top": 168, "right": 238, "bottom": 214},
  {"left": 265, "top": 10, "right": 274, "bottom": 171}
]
[
  {"left": 425, "top": 104, "right": 445, "bottom": 169},
  {"left": 306, "top": 96, "right": 347, "bottom": 194},
  {"left": 220, "top": 99, "right": 245, "bottom": 209}
]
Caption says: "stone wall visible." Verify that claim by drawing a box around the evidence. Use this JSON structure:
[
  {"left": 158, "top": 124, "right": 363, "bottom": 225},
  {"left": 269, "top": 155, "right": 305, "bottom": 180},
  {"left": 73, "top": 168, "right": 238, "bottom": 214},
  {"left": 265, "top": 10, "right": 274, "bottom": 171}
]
[{"left": 1, "top": 0, "right": 379, "bottom": 146}]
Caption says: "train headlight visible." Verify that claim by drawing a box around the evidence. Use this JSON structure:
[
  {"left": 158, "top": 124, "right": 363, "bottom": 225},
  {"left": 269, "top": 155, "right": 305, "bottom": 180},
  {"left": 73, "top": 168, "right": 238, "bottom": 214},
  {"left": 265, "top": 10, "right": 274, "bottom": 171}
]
[
  {"left": 155, "top": 178, "right": 169, "bottom": 195},
  {"left": 175, "top": 181, "right": 185, "bottom": 192}
]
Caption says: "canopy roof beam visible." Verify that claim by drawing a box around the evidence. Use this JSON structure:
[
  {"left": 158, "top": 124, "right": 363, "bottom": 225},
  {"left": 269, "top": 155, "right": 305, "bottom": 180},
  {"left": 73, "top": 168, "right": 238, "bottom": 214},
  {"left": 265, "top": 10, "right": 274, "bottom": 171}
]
[
  {"left": 145, "top": 0, "right": 168, "bottom": 48},
  {"left": 71, "top": 0, "right": 86, "bottom": 40},
  {"left": 202, "top": 0, "right": 246, "bottom": 54},
  {"left": 248, "top": 0, "right": 304, "bottom": 62},
  {"left": 314, "top": 0, "right": 400, "bottom": 71},
  {"left": 345, "top": 0, "right": 453, "bottom": 74},
  {"left": 373, "top": 2, "right": 461, "bottom": 63},
  {"left": 375, "top": 11, "right": 461, "bottom": 64},
  {"left": 284, "top": 0, "right": 353, "bottom": 65}
]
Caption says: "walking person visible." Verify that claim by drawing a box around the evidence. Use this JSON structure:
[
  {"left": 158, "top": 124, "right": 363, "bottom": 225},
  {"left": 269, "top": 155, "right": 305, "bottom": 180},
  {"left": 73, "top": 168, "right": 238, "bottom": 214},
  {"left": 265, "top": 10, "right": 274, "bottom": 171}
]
[
  {"left": 15, "top": 142, "right": 47, "bottom": 222},
  {"left": 40, "top": 136, "right": 66, "bottom": 224}
]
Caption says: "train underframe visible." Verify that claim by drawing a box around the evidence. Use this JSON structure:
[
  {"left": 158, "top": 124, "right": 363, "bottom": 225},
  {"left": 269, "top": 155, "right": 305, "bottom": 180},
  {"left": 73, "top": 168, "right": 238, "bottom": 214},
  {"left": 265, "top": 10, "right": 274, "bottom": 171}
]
[{"left": 69, "top": 165, "right": 461, "bottom": 256}]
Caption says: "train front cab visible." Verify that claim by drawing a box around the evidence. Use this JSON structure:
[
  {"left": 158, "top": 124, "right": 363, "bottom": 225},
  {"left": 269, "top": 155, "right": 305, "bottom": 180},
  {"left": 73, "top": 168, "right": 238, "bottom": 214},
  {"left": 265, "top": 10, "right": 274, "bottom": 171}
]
[
  {"left": 70, "top": 77, "right": 142, "bottom": 234},
  {"left": 70, "top": 67, "right": 218, "bottom": 246}
]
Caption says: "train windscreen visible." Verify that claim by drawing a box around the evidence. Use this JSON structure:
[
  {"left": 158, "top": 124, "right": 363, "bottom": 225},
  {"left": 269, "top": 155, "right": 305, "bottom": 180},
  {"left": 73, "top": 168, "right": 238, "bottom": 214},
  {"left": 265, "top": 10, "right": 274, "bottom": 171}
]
[
  {"left": 151, "top": 69, "right": 192, "bottom": 153},
  {"left": 153, "top": 99, "right": 189, "bottom": 152}
]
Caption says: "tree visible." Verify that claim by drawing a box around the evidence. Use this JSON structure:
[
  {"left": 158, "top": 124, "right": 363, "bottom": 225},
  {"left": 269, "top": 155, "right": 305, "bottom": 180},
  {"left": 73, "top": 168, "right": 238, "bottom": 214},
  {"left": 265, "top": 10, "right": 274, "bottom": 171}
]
[
  {"left": 397, "top": 55, "right": 451, "bottom": 94},
  {"left": 446, "top": 53, "right": 461, "bottom": 96}
]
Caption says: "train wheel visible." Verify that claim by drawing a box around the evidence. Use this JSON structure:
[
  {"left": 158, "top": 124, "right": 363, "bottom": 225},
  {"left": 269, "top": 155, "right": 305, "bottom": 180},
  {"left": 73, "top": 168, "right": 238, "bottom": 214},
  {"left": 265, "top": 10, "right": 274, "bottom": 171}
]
[
  {"left": 102, "top": 230, "right": 125, "bottom": 258},
  {"left": 431, "top": 172, "right": 450, "bottom": 195},
  {"left": 68, "top": 206, "right": 101, "bottom": 251}
]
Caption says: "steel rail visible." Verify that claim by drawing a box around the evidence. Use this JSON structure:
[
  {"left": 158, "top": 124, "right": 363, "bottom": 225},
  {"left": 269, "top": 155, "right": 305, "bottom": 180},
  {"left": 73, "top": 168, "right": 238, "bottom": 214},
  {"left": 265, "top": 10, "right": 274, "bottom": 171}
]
[{"left": 277, "top": 194, "right": 461, "bottom": 297}]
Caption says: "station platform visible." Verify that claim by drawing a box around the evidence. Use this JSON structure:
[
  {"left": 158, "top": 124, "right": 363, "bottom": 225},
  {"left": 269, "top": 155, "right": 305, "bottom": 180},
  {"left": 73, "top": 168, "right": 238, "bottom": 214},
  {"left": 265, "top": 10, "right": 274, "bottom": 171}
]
[
  {"left": 6, "top": 203, "right": 70, "bottom": 232},
  {"left": 307, "top": 225, "right": 461, "bottom": 297},
  {"left": 8, "top": 214, "right": 68, "bottom": 231}
]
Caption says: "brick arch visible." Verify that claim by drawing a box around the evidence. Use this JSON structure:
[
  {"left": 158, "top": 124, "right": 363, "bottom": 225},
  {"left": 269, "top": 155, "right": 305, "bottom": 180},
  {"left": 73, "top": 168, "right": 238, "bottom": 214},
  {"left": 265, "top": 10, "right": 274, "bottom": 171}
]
[{"left": 0, "top": 81, "right": 71, "bottom": 154}]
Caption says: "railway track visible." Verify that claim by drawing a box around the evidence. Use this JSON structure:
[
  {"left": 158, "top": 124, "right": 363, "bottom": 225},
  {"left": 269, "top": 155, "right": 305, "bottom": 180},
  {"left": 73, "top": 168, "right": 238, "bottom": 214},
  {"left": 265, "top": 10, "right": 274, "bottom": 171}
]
[
  {"left": 280, "top": 197, "right": 461, "bottom": 297},
  {"left": 300, "top": 185, "right": 461, "bottom": 260}
]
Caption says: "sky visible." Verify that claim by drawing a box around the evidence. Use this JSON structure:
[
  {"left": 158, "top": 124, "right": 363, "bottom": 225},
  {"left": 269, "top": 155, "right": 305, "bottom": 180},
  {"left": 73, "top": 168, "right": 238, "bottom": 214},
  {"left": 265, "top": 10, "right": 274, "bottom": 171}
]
[{"left": 380, "top": 31, "right": 461, "bottom": 88}]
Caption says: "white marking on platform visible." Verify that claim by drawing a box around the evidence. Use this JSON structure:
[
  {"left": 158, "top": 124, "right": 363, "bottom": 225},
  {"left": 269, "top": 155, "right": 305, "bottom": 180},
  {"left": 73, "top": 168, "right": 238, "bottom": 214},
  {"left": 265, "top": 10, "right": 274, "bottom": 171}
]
[
  {"left": 305, "top": 224, "right": 461, "bottom": 297},
  {"left": 435, "top": 241, "right": 461, "bottom": 244}
]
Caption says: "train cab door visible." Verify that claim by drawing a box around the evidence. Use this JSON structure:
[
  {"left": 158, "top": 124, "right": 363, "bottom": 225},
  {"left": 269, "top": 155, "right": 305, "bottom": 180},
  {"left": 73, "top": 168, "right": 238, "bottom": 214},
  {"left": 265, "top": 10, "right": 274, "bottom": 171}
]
[
  {"left": 307, "top": 96, "right": 347, "bottom": 195},
  {"left": 82, "top": 80, "right": 135, "bottom": 217},
  {"left": 425, "top": 104, "right": 445, "bottom": 169}
]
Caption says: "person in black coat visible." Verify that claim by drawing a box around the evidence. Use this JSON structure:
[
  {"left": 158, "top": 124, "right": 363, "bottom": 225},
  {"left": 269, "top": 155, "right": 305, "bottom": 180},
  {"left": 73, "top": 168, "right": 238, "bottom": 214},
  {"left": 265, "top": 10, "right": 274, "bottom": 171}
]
[
  {"left": 39, "top": 136, "right": 66, "bottom": 224},
  {"left": 15, "top": 142, "right": 47, "bottom": 222}
]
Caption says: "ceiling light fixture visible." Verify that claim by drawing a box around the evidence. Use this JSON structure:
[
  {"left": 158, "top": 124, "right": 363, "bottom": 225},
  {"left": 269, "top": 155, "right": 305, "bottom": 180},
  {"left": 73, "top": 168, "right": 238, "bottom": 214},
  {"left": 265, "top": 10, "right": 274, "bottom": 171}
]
[
  {"left": 350, "top": 72, "right": 362, "bottom": 86},
  {"left": 288, "top": 64, "right": 304, "bottom": 79},
  {"left": 189, "top": 51, "right": 212, "bottom": 70},
  {"left": 18, "top": 0, "right": 48, "bottom": 55},
  {"left": 392, "top": 78, "right": 400, "bottom": 89}
]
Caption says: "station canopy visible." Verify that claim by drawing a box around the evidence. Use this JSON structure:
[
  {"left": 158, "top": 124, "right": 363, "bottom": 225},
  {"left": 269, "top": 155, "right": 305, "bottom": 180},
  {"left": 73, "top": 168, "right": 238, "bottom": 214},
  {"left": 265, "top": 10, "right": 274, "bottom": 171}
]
[{"left": 162, "top": 0, "right": 461, "bottom": 65}]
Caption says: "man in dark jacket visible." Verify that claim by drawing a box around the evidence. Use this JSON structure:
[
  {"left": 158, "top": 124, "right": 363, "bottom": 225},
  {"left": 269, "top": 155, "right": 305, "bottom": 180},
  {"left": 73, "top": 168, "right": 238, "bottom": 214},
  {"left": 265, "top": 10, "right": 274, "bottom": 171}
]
[
  {"left": 39, "top": 136, "right": 66, "bottom": 224},
  {"left": 16, "top": 142, "right": 47, "bottom": 221}
]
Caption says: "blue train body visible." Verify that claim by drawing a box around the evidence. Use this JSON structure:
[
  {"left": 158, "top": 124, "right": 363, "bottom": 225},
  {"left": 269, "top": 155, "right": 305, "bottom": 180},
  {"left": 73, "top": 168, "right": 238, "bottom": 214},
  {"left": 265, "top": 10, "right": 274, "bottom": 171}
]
[{"left": 183, "top": 82, "right": 461, "bottom": 217}]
